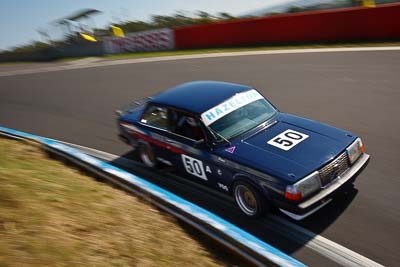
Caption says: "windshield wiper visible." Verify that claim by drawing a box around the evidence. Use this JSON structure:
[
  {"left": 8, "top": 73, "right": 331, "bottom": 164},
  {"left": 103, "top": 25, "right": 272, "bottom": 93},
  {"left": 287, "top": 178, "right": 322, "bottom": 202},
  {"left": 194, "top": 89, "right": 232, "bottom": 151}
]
[{"left": 206, "top": 125, "right": 232, "bottom": 146}]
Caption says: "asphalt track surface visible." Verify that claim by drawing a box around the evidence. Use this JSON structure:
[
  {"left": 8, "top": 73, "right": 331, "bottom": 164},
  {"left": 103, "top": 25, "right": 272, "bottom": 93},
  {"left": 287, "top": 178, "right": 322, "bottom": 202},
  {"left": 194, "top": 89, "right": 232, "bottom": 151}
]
[{"left": 1, "top": 50, "right": 399, "bottom": 266}]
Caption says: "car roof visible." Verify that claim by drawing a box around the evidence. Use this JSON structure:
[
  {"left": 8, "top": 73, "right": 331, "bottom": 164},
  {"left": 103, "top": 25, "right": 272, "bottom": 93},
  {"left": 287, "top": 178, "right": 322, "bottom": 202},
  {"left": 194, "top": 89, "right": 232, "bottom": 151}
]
[{"left": 149, "top": 81, "right": 252, "bottom": 114}]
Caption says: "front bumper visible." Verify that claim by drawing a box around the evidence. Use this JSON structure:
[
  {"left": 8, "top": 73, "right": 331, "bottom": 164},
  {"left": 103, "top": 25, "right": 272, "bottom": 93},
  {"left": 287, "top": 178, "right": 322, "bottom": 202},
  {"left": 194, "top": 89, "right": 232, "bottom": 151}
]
[{"left": 277, "top": 153, "right": 370, "bottom": 220}]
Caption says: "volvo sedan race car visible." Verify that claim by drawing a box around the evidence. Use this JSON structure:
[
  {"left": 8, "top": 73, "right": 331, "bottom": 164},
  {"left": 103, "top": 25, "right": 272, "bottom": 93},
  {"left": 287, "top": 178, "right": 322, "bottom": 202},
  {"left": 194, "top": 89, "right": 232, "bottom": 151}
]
[{"left": 116, "top": 81, "right": 370, "bottom": 220}]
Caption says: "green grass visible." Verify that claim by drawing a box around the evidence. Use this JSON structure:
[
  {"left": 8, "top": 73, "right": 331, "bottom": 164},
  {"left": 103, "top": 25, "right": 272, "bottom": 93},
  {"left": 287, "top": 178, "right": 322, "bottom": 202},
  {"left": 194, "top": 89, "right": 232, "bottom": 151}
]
[{"left": 0, "top": 138, "right": 231, "bottom": 267}]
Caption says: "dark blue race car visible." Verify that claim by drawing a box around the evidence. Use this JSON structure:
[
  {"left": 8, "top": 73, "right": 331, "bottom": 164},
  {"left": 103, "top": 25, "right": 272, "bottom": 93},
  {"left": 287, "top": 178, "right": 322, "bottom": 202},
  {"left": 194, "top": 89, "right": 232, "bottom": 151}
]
[{"left": 116, "top": 81, "right": 370, "bottom": 220}]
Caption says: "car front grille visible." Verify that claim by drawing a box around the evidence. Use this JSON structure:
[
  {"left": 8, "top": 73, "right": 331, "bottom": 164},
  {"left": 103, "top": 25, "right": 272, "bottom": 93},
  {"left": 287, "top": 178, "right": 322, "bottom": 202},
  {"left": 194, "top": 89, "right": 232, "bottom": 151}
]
[{"left": 319, "top": 151, "right": 350, "bottom": 187}]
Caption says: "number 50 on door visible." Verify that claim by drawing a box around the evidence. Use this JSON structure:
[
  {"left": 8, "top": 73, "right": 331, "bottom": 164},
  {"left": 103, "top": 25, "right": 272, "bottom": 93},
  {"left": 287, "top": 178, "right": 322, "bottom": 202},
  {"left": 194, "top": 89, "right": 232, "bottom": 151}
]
[{"left": 181, "top": 154, "right": 208, "bottom": 180}]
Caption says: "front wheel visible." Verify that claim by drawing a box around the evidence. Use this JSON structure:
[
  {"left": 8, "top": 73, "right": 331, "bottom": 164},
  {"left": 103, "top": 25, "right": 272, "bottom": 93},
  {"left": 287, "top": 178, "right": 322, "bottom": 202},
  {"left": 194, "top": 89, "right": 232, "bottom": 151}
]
[
  {"left": 233, "top": 181, "right": 268, "bottom": 218},
  {"left": 139, "top": 142, "right": 158, "bottom": 168}
]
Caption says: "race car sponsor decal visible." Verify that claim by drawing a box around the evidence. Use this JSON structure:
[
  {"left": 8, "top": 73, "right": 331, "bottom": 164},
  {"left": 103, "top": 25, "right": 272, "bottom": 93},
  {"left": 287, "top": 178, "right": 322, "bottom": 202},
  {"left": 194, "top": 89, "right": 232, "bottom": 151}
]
[
  {"left": 225, "top": 146, "right": 236, "bottom": 154},
  {"left": 181, "top": 154, "right": 208, "bottom": 180},
  {"left": 201, "top": 89, "right": 264, "bottom": 126},
  {"left": 267, "top": 129, "right": 309, "bottom": 151},
  {"left": 218, "top": 183, "right": 229, "bottom": 192},
  {"left": 205, "top": 166, "right": 212, "bottom": 173}
]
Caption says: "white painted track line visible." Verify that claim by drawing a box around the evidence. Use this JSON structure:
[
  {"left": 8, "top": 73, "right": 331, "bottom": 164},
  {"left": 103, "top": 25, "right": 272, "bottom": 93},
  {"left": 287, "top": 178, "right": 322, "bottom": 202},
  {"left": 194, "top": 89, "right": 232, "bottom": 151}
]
[
  {"left": 1, "top": 46, "right": 400, "bottom": 77},
  {"left": 266, "top": 216, "right": 385, "bottom": 267},
  {"left": 66, "top": 57, "right": 102, "bottom": 65}
]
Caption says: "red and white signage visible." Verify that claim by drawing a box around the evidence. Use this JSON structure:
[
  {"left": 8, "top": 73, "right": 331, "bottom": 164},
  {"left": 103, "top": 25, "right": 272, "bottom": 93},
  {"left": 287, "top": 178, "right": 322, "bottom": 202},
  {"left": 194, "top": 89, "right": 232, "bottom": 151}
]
[{"left": 103, "top": 28, "right": 174, "bottom": 53}]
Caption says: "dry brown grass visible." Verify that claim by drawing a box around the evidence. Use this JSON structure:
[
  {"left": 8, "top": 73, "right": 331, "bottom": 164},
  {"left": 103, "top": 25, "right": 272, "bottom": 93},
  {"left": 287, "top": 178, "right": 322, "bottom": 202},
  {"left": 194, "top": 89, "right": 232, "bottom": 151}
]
[{"left": 0, "top": 138, "right": 228, "bottom": 267}]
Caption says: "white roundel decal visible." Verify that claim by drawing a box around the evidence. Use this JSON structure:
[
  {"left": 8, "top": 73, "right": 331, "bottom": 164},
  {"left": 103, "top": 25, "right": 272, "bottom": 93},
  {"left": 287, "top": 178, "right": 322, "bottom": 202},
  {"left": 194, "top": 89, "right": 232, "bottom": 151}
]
[{"left": 267, "top": 129, "right": 309, "bottom": 151}]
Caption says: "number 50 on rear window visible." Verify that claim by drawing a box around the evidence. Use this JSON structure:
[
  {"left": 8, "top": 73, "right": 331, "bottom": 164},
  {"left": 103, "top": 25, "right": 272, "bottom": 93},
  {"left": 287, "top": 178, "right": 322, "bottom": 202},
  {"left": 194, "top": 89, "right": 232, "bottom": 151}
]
[{"left": 267, "top": 129, "right": 309, "bottom": 151}]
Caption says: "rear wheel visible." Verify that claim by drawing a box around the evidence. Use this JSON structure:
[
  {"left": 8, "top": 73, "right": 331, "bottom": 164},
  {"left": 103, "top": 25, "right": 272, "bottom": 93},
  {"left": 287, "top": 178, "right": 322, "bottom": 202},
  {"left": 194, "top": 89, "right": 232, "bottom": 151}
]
[
  {"left": 233, "top": 181, "right": 268, "bottom": 218},
  {"left": 139, "top": 142, "right": 157, "bottom": 168}
]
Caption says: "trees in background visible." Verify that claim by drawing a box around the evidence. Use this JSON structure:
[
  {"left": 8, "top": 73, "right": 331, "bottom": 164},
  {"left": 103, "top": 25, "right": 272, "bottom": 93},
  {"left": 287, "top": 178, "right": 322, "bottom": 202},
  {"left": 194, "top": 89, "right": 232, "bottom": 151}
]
[
  {"left": 2, "top": 11, "right": 236, "bottom": 53},
  {"left": 113, "top": 11, "right": 236, "bottom": 35}
]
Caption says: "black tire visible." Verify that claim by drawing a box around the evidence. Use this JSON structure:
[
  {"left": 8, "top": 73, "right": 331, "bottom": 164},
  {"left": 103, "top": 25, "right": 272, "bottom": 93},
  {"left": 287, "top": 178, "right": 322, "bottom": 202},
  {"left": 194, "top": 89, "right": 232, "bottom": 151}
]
[
  {"left": 139, "top": 142, "right": 158, "bottom": 168},
  {"left": 233, "top": 181, "right": 268, "bottom": 218}
]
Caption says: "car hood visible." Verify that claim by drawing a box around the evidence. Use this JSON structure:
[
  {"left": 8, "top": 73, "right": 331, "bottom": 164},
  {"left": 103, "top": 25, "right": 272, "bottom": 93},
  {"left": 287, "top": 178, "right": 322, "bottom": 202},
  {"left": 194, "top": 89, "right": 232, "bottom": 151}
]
[{"left": 215, "top": 113, "right": 356, "bottom": 183}]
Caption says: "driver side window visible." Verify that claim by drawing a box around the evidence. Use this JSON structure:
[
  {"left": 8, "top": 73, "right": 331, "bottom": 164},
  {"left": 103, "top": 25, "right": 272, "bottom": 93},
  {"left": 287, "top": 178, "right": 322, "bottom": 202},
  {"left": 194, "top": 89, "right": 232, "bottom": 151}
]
[
  {"left": 170, "top": 111, "right": 204, "bottom": 141},
  {"left": 140, "top": 105, "right": 168, "bottom": 130}
]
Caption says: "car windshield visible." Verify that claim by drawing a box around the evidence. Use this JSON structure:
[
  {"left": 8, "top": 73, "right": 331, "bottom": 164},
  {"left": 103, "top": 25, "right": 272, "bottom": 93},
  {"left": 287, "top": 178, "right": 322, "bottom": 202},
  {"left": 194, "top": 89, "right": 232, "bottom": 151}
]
[{"left": 201, "top": 89, "right": 277, "bottom": 140}]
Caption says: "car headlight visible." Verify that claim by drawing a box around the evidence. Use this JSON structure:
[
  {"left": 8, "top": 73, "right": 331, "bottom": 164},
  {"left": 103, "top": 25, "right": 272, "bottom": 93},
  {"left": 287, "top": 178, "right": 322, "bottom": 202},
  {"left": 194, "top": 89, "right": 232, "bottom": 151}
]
[
  {"left": 285, "top": 171, "right": 321, "bottom": 201},
  {"left": 346, "top": 138, "right": 364, "bottom": 165}
]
